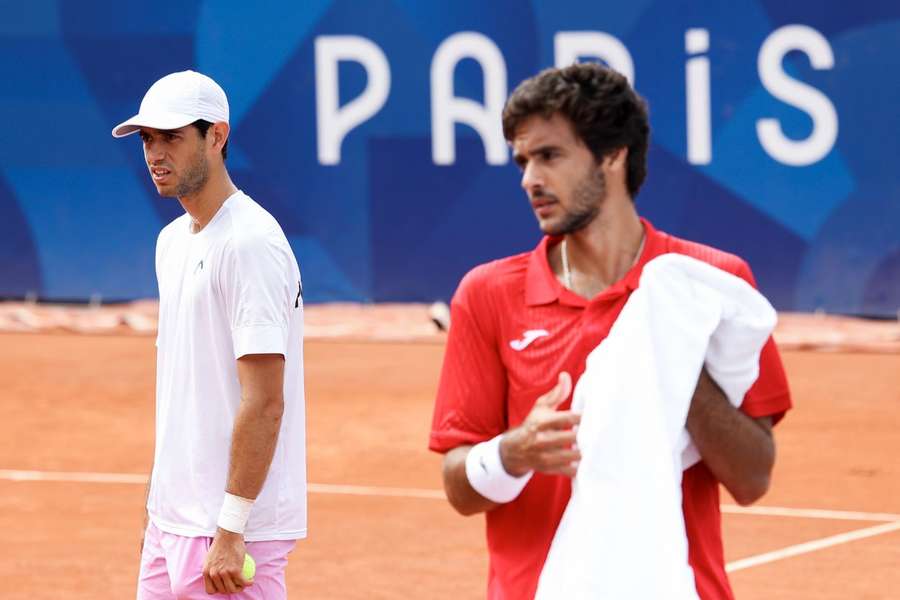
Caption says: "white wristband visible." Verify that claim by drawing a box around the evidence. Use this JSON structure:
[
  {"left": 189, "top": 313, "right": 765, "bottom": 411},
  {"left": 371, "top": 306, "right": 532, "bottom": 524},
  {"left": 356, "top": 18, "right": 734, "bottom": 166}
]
[
  {"left": 465, "top": 434, "right": 533, "bottom": 503},
  {"left": 217, "top": 492, "right": 255, "bottom": 534}
]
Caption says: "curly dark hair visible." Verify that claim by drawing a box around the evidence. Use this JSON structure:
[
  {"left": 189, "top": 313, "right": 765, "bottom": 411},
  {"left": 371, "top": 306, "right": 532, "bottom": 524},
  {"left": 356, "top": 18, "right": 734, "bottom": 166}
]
[{"left": 502, "top": 63, "right": 650, "bottom": 198}]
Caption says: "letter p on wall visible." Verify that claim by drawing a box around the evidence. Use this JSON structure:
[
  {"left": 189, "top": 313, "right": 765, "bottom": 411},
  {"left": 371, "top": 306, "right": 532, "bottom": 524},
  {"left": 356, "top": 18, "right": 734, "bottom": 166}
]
[{"left": 315, "top": 35, "right": 391, "bottom": 165}]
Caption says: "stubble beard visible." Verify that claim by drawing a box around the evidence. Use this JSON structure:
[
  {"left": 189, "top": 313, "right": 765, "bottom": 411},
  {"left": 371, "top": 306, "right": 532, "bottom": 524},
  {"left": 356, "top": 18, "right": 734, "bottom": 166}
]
[
  {"left": 544, "top": 165, "right": 606, "bottom": 236},
  {"left": 172, "top": 144, "right": 210, "bottom": 198}
]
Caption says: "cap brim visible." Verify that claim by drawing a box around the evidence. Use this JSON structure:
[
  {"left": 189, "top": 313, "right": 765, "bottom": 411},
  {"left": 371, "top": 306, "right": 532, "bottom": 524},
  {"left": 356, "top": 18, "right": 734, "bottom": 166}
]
[{"left": 111, "top": 111, "right": 199, "bottom": 138}]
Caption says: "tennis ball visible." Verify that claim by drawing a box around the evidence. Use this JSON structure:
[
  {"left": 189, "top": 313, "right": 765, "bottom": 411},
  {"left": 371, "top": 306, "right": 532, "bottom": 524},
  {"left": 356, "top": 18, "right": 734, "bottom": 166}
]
[{"left": 242, "top": 553, "right": 256, "bottom": 582}]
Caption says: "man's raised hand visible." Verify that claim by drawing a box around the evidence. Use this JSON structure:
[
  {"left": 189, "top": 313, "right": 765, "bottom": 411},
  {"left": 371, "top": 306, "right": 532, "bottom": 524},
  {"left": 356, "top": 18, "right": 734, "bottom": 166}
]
[{"left": 499, "top": 372, "right": 581, "bottom": 478}]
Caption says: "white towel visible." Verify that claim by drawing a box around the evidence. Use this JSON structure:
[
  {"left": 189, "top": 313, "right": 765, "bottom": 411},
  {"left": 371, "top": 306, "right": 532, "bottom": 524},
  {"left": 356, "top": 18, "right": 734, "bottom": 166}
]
[{"left": 535, "top": 253, "right": 776, "bottom": 600}]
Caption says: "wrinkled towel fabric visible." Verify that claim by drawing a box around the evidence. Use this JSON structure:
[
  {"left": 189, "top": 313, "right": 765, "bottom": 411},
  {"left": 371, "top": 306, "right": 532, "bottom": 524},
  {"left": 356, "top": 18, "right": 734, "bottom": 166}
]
[{"left": 535, "top": 253, "right": 776, "bottom": 600}]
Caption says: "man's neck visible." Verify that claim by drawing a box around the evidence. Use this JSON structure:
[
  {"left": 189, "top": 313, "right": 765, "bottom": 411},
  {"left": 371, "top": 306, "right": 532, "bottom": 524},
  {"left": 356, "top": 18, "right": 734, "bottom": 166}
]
[
  {"left": 556, "top": 200, "right": 645, "bottom": 299},
  {"left": 178, "top": 171, "right": 238, "bottom": 233}
]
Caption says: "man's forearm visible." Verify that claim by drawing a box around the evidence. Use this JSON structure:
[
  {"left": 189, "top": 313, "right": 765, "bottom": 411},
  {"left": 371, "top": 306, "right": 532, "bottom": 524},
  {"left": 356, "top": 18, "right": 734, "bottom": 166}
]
[
  {"left": 144, "top": 468, "right": 152, "bottom": 514},
  {"left": 442, "top": 373, "right": 579, "bottom": 515},
  {"left": 687, "top": 369, "right": 775, "bottom": 505},
  {"left": 227, "top": 354, "right": 286, "bottom": 501},
  {"left": 443, "top": 445, "right": 501, "bottom": 516},
  {"left": 226, "top": 395, "right": 283, "bottom": 499},
  {"left": 204, "top": 357, "right": 285, "bottom": 594},
  {"left": 140, "top": 469, "right": 152, "bottom": 553}
]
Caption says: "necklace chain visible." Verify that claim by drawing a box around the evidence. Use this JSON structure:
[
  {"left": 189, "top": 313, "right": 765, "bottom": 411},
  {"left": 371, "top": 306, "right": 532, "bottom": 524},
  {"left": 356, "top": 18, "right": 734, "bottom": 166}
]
[{"left": 560, "top": 233, "right": 646, "bottom": 291}]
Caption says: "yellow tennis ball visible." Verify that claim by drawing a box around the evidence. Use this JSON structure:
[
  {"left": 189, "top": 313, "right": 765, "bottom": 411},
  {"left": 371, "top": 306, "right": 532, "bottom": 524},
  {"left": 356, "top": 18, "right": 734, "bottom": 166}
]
[{"left": 242, "top": 553, "right": 256, "bottom": 582}]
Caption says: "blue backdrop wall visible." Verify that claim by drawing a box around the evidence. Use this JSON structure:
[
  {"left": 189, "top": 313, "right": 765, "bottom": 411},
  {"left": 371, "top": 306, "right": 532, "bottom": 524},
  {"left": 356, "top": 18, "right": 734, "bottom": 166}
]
[{"left": 2, "top": 1, "right": 898, "bottom": 316}]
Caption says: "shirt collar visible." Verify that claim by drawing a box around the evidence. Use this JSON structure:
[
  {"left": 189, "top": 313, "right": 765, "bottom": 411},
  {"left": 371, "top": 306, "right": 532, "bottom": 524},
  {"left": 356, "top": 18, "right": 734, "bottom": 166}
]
[{"left": 524, "top": 217, "right": 665, "bottom": 307}]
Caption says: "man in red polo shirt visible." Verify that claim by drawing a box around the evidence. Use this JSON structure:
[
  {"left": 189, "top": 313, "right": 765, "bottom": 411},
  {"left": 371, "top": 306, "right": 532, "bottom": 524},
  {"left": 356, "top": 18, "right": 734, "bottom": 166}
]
[{"left": 428, "top": 63, "right": 791, "bottom": 599}]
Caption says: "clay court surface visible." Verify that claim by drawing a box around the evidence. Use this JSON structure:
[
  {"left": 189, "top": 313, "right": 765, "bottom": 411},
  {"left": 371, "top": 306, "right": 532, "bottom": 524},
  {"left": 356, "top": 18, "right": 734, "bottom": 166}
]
[{"left": 1, "top": 329, "right": 899, "bottom": 599}]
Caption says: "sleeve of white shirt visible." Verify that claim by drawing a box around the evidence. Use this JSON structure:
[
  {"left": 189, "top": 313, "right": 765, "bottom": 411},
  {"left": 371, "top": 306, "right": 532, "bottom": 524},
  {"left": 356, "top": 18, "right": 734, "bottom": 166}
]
[
  {"left": 154, "top": 226, "right": 172, "bottom": 349},
  {"left": 220, "top": 229, "right": 295, "bottom": 359}
]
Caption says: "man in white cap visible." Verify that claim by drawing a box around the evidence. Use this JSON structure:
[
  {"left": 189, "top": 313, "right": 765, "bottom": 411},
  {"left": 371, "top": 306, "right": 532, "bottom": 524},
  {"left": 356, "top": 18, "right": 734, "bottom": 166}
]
[{"left": 113, "top": 70, "right": 307, "bottom": 598}]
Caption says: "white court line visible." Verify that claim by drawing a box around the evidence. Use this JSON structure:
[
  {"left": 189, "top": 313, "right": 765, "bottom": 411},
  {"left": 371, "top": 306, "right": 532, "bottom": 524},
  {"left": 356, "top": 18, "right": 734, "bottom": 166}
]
[
  {"left": 720, "top": 504, "right": 900, "bottom": 523},
  {"left": 0, "top": 469, "right": 148, "bottom": 484},
  {"left": 308, "top": 482, "right": 445, "bottom": 500},
  {"left": 0, "top": 469, "right": 446, "bottom": 499},
  {"left": 6, "top": 468, "right": 900, "bottom": 573},
  {"left": 4, "top": 469, "right": 900, "bottom": 520},
  {"left": 726, "top": 520, "right": 900, "bottom": 572}
]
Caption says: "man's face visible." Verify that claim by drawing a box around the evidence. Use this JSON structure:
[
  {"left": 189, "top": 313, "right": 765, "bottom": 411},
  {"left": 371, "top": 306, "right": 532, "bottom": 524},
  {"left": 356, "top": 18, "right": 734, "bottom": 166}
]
[
  {"left": 139, "top": 125, "right": 209, "bottom": 198},
  {"left": 511, "top": 113, "right": 605, "bottom": 236}
]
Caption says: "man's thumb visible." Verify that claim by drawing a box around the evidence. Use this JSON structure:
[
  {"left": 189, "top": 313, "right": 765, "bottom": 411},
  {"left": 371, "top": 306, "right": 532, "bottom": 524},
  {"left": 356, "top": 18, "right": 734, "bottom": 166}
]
[{"left": 537, "top": 372, "right": 572, "bottom": 409}]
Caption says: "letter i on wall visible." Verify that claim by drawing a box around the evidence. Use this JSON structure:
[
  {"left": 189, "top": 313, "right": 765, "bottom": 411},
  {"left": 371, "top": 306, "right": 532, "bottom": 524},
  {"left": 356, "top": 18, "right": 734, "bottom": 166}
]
[{"left": 685, "top": 28, "right": 711, "bottom": 165}]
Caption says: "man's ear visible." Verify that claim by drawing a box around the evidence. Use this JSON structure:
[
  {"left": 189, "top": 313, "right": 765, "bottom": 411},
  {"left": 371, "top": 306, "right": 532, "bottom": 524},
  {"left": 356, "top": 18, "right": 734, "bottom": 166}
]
[
  {"left": 211, "top": 122, "right": 230, "bottom": 153},
  {"left": 603, "top": 147, "right": 628, "bottom": 171}
]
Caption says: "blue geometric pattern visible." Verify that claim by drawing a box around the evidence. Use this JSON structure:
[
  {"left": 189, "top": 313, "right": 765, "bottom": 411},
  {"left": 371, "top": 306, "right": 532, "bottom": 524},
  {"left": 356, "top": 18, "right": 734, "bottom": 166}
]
[{"left": 1, "top": 0, "right": 897, "bottom": 316}]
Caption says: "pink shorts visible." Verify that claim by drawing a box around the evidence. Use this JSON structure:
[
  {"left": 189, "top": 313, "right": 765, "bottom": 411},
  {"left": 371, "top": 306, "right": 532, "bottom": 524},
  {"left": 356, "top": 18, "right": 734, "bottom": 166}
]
[{"left": 137, "top": 521, "right": 297, "bottom": 600}]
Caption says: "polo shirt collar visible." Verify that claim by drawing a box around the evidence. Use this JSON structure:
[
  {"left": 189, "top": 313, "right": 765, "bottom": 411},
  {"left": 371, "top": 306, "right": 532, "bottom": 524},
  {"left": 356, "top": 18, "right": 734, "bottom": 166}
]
[{"left": 524, "top": 217, "right": 665, "bottom": 307}]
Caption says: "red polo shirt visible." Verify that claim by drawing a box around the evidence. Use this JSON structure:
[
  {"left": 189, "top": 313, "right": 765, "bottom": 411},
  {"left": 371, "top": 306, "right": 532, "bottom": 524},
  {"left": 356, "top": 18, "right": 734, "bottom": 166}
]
[{"left": 429, "top": 219, "right": 791, "bottom": 600}]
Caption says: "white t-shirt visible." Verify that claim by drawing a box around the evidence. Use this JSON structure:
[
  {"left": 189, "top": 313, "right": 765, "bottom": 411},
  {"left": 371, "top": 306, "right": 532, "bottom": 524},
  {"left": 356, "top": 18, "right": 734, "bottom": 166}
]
[{"left": 149, "top": 190, "right": 306, "bottom": 542}]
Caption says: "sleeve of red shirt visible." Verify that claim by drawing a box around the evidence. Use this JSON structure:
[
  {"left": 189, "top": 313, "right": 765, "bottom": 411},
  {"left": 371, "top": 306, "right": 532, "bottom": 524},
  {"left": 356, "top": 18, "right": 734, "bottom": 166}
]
[
  {"left": 429, "top": 266, "right": 509, "bottom": 454},
  {"left": 733, "top": 260, "right": 792, "bottom": 424}
]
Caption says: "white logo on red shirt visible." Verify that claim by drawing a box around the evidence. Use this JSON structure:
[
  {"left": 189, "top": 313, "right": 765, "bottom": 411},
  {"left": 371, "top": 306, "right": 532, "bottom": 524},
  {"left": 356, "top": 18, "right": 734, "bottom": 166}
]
[{"left": 509, "top": 329, "right": 550, "bottom": 351}]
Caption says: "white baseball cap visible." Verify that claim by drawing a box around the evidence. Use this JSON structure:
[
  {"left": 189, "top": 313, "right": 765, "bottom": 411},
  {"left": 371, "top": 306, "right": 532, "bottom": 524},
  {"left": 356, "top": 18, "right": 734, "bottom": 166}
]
[{"left": 111, "top": 70, "right": 229, "bottom": 138}]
